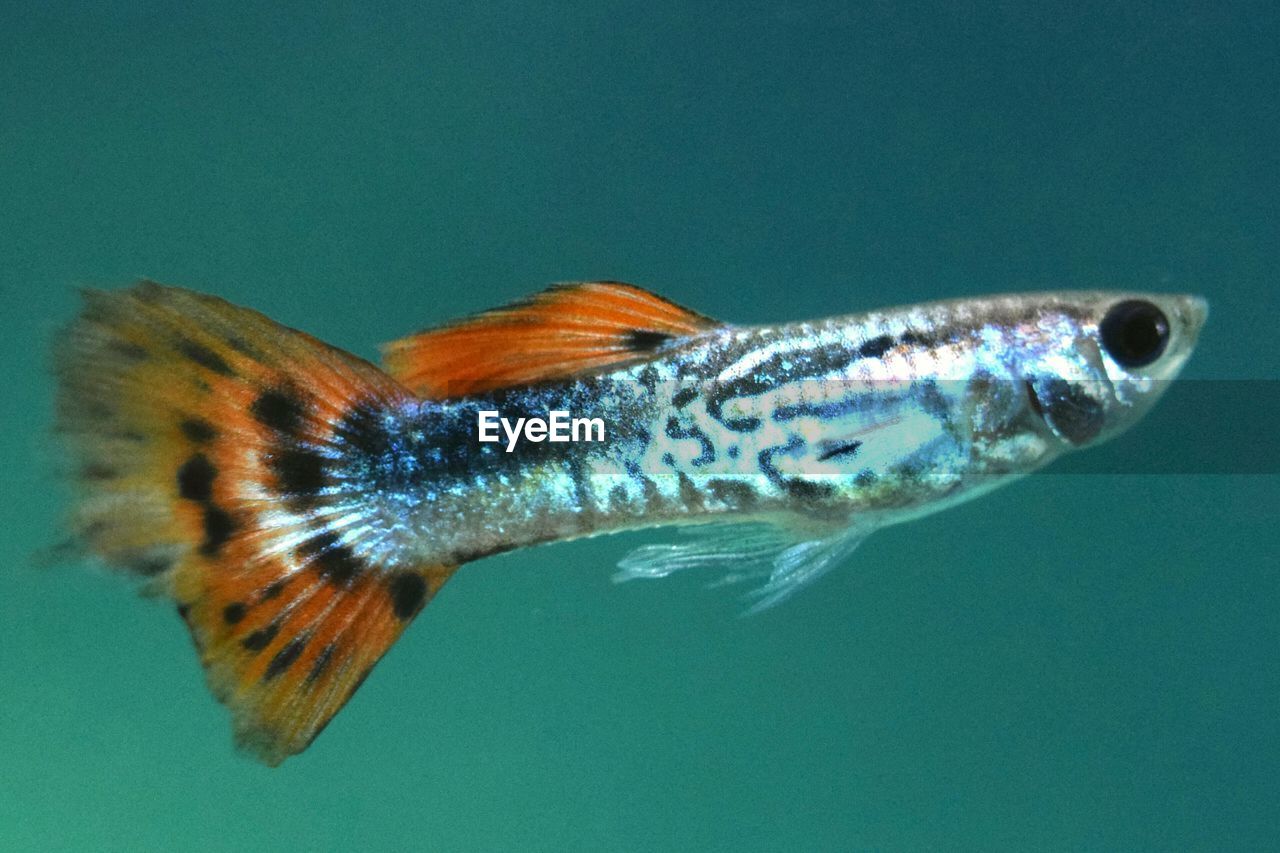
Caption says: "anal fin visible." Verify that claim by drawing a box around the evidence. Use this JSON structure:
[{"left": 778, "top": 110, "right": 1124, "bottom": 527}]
[{"left": 614, "top": 521, "right": 872, "bottom": 613}]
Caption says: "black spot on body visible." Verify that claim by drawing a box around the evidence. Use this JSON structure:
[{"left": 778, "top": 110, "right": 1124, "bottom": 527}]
[
  {"left": 677, "top": 471, "right": 705, "bottom": 511},
  {"left": 672, "top": 388, "right": 698, "bottom": 409},
  {"left": 774, "top": 399, "right": 861, "bottom": 423},
  {"left": 252, "top": 389, "right": 306, "bottom": 436},
  {"left": 707, "top": 478, "right": 758, "bottom": 510},
  {"left": 706, "top": 346, "right": 858, "bottom": 430},
  {"left": 722, "top": 416, "right": 761, "bottom": 432},
  {"left": 624, "top": 329, "right": 675, "bottom": 352},
  {"left": 899, "top": 330, "right": 935, "bottom": 348},
  {"left": 177, "top": 338, "right": 235, "bottom": 377},
  {"left": 783, "top": 478, "right": 835, "bottom": 501},
  {"left": 1032, "top": 378, "right": 1106, "bottom": 445},
  {"left": 180, "top": 418, "right": 218, "bottom": 443},
  {"left": 817, "top": 440, "right": 863, "bottom": 462},
  {"left": 223, "top": 602, "right": 247, "bottom": 624},
  {"left": 857, "top": 335, "right": 895, "bottom": 360},
  {"left": 265, "top": 636, "right": 307, "bottom": 680},
  {"left": 200, "top": 505, "right": 235, "bottom": 555},
  {"left": 177, "top": 453, "right": 217, "bottom": 502},
  {"left": 637, "top": 366, "right": 658, "bottom": 395},
  {"left": 758, "top": 436, "right": 805, "bottom": 489},
  {"left": 388, "top": 573, "right": 428, "bottom": 620},
  {"left": 242, "top": 622, "right": 279, "bottom": 652},
  {"left": 665, "top": 416, "right": 716, "bottom": 466}
]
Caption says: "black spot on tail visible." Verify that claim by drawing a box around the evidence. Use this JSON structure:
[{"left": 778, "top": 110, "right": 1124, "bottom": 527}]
[
  {"left": 177, "top": 338, "right": 236, "bottom": 377},
  {"left": 223, "top": 603, "right": 247, "bottom": 624},
  {"left": 302, "top": 533, "right": 365, "bottom": 587},
  {"left": 177, "top": 454, "right": 217, "bottom": 502},
  {"left": 252, "top": 389, "right": 307, "bottom": 436},
  {"left": 269, "top": 448, "right": 327, "bottom": 501},
  {"left": 180, "top": 418, "right": 218, "bottom": 443},
  {"left": 241, "top": 622, "right": 279, "bottom": 652},
  {"left": 199, "top": 505, "right": 236, "bottom": 555},
  {"left": 388, "top": 573, "right": 427, "bottom": 620},
  {"left": 265, "top": 636, "right": 308, "bottom": 680},
  {"left": 307, "top": 643, "right": 336, "bottom": 683},
  {"left": 334, "top": 401, "right": 395, "bottom": 459}
]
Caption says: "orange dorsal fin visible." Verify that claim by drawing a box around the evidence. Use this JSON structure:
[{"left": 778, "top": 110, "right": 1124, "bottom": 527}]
[{"left": 380, "top": 281, "right": 723, "bottom": 398}]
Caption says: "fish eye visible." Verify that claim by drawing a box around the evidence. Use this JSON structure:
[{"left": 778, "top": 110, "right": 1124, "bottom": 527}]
[{"left": 1099, "top": 300, "right": 1170, "bottom": 368}]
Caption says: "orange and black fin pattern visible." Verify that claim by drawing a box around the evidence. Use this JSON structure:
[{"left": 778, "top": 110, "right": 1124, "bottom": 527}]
[
  {"left": 380, "top": 281, "right": 723, "bottom": 398},
  {"left": 54, "top": 281, "right": 455, "bottom": 765}
]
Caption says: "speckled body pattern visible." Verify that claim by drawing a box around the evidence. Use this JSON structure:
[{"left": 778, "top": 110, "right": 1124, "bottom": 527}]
[{"left": 336, "top": 291, "right": 1205, "bottom": 572}]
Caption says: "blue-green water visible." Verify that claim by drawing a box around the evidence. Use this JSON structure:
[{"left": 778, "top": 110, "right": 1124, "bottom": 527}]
[{"left": 3, "top": 3, "right": 1277, "bottom": 850}]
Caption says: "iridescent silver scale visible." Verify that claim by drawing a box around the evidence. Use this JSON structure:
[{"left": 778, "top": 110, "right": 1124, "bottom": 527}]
[{"left": 337, "top": 291, "right": 1204, "bottom": 606}]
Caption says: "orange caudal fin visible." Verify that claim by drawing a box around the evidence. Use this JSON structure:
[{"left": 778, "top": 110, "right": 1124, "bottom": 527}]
[
  {"left": 54, "top": 281, "right": 456, "bottom": 765},
  {"left": 380, "top": 281, "right": 723, "bottom": 398}
]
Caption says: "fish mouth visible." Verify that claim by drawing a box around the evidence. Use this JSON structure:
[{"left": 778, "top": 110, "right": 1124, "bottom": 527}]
[{"left": 1181, "top": 295, "right": 1210, "bottom": 330}]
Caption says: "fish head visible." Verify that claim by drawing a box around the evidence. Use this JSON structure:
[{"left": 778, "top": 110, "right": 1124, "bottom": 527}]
[{"left": 1014, "top": 292, "right": 1207, "bottom": 448}]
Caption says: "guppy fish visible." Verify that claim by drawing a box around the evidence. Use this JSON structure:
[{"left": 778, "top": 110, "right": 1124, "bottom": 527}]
[{"left": 54, "top": 281, "right": 1205, "bottom": 764}]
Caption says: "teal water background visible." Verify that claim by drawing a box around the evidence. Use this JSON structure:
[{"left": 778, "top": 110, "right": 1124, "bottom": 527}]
[{"left": 2, "top": 3, "right": 1277, "bottom": 850}]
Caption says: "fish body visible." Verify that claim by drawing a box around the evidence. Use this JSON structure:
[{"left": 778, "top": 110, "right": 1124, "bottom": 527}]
[
  {"left": 53, "top": 281, "right": 1205, "bottom": 764},
  {"left": 337, "top": 291, "right": 1204, "bottom": 575}
]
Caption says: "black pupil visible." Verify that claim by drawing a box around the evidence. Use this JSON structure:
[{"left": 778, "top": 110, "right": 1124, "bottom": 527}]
[{"left": 1099, "top": 300, "right": 1170, "bottom": 368}]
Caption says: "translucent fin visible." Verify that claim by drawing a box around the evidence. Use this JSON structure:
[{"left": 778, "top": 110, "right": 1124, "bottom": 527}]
[
  {"left": 380, "top": 281, "right": 722, "bottom": 398},
  {"left": 743, "top": 526, "right": 869, "bottom": 613},
  {"left": 53, "top": 281, "right": 457, "bottom": 764},
  {"left": 614, "top": 522, "right": 871, "bottom": 613}
]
